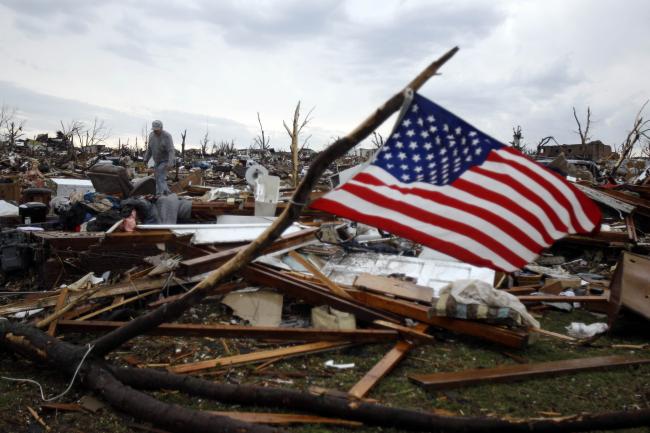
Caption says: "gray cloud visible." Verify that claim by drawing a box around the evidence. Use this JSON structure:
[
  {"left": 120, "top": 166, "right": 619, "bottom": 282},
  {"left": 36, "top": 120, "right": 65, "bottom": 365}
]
[{"left": 0, "top": 80, "right": 260, "bottom": 149}]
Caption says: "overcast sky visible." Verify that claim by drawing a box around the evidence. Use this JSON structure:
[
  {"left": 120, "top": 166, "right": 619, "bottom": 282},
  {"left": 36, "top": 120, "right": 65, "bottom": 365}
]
[{"left": 1, "top": 0, "right": 648, "bottom": 152}]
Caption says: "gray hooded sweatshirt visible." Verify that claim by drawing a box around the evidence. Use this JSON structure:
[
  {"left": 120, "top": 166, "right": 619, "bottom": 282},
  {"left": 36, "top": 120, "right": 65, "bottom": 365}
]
[{"left": 145, "top": 131, "right": 175, "bottom": 164}]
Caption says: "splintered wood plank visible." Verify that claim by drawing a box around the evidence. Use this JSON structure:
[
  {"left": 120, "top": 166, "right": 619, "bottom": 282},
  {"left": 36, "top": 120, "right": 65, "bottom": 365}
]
[
  {"left": 56, "top": 320, "right": 398, "bottom": 342},
  {"left": 288, "top": 251, "right": 354, "bottom": 300},
  {"left": 517, "top": 295, "right": 609, "bottom": 303},
  {"left": 210, "top": 411, "right": 362, "bottom": 427},
  {"left": 47, "top": 287, "right": 69, "bottom": 337},
  {"left": 169, "top": 341, "right": 352, "bottom": 374},
  {"left": 354, "top": 273, "right": 433, "bottom": 303},
  {"left": 408, "top": 355, "right": 650, "bottom": 389},
  {"left": 76, "top": 289, "right": 160, "bottom": 321},
  {"left": 348, "top": 290, "right": 528, "bottom": 348},
  {"left": 349, "top": 324, "right": 429, "bottom": 399}
]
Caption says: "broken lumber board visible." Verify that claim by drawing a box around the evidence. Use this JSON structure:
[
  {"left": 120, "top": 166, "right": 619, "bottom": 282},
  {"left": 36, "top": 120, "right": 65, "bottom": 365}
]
[
  {"left": 349, "top": 324, "right": 429, "bottom": 399},
  {"left": 179, "top": 227, "right": 317, "bottom": 276},
  {"left": 348, "top": 290, "right": 528, "bottom": 348},
  {"left": 56, "top": 320, "right": 399, "bottom": 342},
  {"left": 517, "top": 295, "right": 609, "bottom": 303},
  {"left": 169, "top": 341, "right": 353, "bottom": 374},
  {"left": 76, "top": 289, "right": 161, "bottom": 321},
  {"left": 288, "top": 251, "right": 354, "bottom": 300},
  {"left": 211, "top": 411, "right": 362, "bottom": 427},
  {"left": 0, "top": 275, "right": 198, "bottom": 316},
  {"left": 47, "top": 287, "right": 69, "bottom": 337},
  {"left": 243, "top": 264, "right": 399, "bottom": 324},
  {"left": 408, "top": 355, "right": 650, "bottom": 389},
  {"left": 354, "top": 273, "right": 433, "bottom": 303},
  {"left": 372, "top": 320, "right": 434, "bottom": 343}
]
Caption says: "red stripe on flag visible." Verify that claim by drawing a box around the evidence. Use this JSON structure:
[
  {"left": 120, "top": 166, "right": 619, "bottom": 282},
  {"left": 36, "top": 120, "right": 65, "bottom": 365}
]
[
  {"left": 487, "top": 151, "right": 584, "bottom": 232},
  {"left": 452, "top": 178, "right": 556, "bottom": 245},
  {"left": 499, "top": 146, "right": 601, "bottom": 231},
  {"left": 311, "top": 197, "right": 515, "bottom": 271},
  {"left": 339, "top": 182, "right": 528, "bottom": 269},
  {"left": 471, "top": 165, "right": 570, "bottom": 233},
  {"left": 353, "top": 172, "right": 544, "bottom": 253}
]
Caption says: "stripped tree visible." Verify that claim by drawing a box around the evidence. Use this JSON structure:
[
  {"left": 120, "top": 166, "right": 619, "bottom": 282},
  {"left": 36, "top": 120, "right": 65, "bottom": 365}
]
[
  {"left": 252, "top": 112, "right": 271, "bottom": 151},
  {"left": 283, "top": 101, "right": 314, "bottom": 187},
  {"left": 572, "top": 106, "right": 592, "bottom": 145},
  {"left": 610, "top": 100, "right": 650, "bottom": 176}
]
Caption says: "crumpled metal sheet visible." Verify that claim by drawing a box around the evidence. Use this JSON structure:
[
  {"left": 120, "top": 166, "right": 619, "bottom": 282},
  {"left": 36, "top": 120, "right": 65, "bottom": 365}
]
[{"left": 320, "top": 252, "right": 495, "bottom": 296}]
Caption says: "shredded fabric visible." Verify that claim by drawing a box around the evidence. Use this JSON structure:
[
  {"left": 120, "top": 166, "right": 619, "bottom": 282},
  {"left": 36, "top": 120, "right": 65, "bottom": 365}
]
[{"left": 438, "top": 279, "right": 540, "bottom": 329}]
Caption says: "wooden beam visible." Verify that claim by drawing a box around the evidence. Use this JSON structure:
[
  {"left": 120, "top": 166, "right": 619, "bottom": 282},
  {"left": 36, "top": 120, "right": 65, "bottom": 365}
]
[
  {"left": 348, "top": 290, "right": 528, "bottom": 348},
  {"left": 288, "top": 251, "right": 354, "bottom": 300},
  {"left": 517, "top": 295, "right": 609, "bottom": 303},
  {"left": 372, "top": 320, "right": 434, "bottom": 344},
  {"left": 409, "top": 356, "right": 650, "bottom": 389},
  {"left": 354, "top": 273, "right": 432, "bottom": 303},
  {"left": 47, "top": 287, "right": 68, "bottom": 337},
  {"left": 349, "top": 324, "right": 429, "bottom": 399},
  {"left": 56, "top": 320, "right": 399, "bottom": 343},
  {"left": 169, "top": 341, "right": 353, "bottom": 374}
]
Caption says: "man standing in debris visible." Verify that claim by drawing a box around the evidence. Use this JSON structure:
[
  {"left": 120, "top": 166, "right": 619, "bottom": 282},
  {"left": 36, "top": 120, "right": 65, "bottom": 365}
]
[{"left": 145, "top": 120, "right": 175, "bottom": 195}]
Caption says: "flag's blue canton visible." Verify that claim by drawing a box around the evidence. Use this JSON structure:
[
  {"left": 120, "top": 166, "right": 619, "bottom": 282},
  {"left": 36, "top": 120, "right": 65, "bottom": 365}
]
[{"left": 373, "top": 94, "right": 503, "bottom": 186}]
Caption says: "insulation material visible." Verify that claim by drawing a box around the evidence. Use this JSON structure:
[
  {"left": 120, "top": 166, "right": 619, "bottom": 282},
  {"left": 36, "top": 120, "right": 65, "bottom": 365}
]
[{"left": 222, "top": 290, "right": 283, "bottom": 327}]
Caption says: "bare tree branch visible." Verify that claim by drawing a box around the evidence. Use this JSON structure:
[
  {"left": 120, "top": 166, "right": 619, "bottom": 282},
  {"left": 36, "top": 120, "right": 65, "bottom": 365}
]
[
  {"left": 284, "top": 101, "right": 315, "bottom": 187},
  {"left": 572, "top": 106, "right": 592, "bottom": 145},
  {"left": 252, "top": 112, "right": 271, "bottom": 151},
  {"left": 611, "top": 100, "right": 650, "bottom": 176}
]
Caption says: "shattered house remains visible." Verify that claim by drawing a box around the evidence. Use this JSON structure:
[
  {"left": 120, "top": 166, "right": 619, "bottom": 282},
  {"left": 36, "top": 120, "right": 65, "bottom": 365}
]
[{"left": 1, "top": 48, "right": 649, "bottom": 433}]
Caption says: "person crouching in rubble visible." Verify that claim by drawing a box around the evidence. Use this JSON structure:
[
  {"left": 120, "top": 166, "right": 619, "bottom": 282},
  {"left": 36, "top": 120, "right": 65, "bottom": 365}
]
[{"left": 145, "top": 120, "right": 175, "bottom": 195}]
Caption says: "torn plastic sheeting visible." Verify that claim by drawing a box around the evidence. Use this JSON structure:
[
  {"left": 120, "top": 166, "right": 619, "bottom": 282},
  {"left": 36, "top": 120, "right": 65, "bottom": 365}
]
[
  {"left": 319, "top": 252, "right": 495, "bottom": 296},
  {"left": 137, "top": 223, "right": 304, "bottom": 245},
  {"left": 324, "top": 360, "right": 355, "bottom": 369},
  {"left": 0, "top": 200, "right": 19, "bottom": 217},
  {"left": 566, "top": 322, "right": 608, "bottom": 339}
]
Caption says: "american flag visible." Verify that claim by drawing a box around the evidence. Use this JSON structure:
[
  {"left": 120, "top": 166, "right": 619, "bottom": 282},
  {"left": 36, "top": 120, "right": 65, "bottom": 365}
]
[{"left": 310, "top": 93, "right": 602, "bottom": 272}]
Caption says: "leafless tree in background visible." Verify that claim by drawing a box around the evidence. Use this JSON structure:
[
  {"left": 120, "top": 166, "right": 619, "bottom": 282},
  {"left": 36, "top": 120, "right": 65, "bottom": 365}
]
[
  {"left": 76, "top": 118, "right": 110, "bottom": 149},
  {"left": 180, "top": 129, "right": 187, "bottom": 161},
  {"left": 573, "top": 106, "right": 592, "bottom": 145},
  {"left": 611, "top": 101, "right": 650, "bottom": 176},
  {"left": 1, "top": 105, "right": 26, "bottom": 151},
  {"left": 252, "top": 112, "right": 271, "bottom": 151},
  {"left": 509, "top": 125, "right": 525, "bottom": 151},
  {"left": 370, "top": 131, "right": 385, "bottom": 149},
  {"left": 141, "top": 123, "right": 150, "bottom": 152},
  {"left": 200, "top": 128, "right": 209, "bottom": 158},
  {"left": 283, "top": 101, "right": 314, "bottom": 187},
  {"left": 59, "top": 120, "right": 84, "bottom": 160},
  {"left": 217, "top": 139, "right": 236, "bottom": 156}
]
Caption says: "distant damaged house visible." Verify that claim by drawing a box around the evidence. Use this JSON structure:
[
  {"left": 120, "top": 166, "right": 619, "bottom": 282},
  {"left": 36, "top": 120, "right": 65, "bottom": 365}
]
[{"left": 539, "top": 140, "right": 612, "bottom": 160}]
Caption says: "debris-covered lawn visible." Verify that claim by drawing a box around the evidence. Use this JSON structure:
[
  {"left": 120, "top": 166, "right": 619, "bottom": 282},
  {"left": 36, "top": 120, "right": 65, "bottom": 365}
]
[{"left": 2, "top": 307, "right": 649, "bottom": 433}]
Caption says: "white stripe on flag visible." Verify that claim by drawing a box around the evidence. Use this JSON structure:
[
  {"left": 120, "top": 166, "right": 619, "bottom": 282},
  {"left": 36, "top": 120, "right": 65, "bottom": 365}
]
[
  {"left": 347, "top": 178, "right": 539, "bottom": 261},
  {"left": 480, "top": 159, "right": 577, "bottom": 233},
  {"left": 494, "top": 148, "right": 597, "bottom": 232},
  {"left": 362, "top": 165, "right": 551, "bottom": 246},
  {"left": 325, "top": 187, "right": 518, "bottom": 271}
]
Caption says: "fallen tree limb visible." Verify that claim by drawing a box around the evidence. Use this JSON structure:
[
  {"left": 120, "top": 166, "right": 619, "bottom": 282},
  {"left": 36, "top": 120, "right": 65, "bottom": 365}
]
[{"left": 111, "top": 365, "right": 650, "bottom": 433}]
